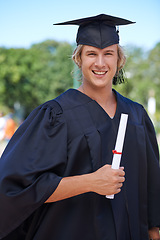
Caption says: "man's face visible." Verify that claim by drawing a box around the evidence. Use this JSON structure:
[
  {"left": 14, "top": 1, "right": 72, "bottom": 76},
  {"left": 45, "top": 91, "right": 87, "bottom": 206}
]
[{"left": 81, "top": 44, "right": 118, "bottom": 90}]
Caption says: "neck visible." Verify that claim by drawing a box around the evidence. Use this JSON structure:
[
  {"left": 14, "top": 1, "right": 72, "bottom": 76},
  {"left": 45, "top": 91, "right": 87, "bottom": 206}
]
[
  {"left": 79, "top": 83, "right": 113, "bottom": 104},
  {"left": 78, "top": 84, "right": 117, "bottom": 118}
]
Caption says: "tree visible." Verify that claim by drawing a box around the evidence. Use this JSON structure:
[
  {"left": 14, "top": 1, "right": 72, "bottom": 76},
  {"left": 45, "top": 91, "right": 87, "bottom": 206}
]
[
  {"left": 0, "top": 40, "right": 74, "bottom": 118},
  {"left": 114, "top": 42, "right": 160, "bottom": 133}
]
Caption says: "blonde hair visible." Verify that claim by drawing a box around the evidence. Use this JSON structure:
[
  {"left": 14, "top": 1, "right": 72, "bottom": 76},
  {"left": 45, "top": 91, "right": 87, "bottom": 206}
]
[
  {"left": 72, "top": 44, "right": 126, "bottom": 84},
  {"left": 72, "top": 45, "right": 84, "bottom": 68},
  {"left": 117, "top": 45, "right": 126, "bottom": 74}
]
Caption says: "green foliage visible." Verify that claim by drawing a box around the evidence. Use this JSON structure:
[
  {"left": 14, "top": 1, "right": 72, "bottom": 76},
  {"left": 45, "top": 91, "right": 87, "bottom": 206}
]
[
  {"left": 114, "top": 42, "right": 160, "bottom": 132},
  {"left": 0, "top": 40, "right": 74, "bottom": 117}
]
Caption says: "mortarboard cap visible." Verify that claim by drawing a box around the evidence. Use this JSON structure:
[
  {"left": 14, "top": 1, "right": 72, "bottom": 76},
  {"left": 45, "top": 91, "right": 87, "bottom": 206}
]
[{"left": 54, "top": 14, "right": 135, "bottom": 49}]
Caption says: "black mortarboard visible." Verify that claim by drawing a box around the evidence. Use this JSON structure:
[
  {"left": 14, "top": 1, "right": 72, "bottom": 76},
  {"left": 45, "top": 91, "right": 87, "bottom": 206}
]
[{"left": 54, "top": 14, "right": 135, "bottom": 49}]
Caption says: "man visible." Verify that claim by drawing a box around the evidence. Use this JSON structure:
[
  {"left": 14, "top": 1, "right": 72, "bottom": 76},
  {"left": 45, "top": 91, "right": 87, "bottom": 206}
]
[{"left": 0, "top": 14, "right": 160, "bottom": 240}]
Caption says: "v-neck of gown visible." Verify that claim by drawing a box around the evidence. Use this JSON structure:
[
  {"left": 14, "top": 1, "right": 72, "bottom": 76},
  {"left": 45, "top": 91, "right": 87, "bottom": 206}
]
[{"left": 69, "top": 88, "right": 119, "bottom": 121}]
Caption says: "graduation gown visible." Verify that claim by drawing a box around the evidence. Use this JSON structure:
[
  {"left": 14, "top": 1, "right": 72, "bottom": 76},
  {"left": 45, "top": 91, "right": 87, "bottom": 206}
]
[{"left": 0, "top": 89, "right": 160, "bottom": 240}]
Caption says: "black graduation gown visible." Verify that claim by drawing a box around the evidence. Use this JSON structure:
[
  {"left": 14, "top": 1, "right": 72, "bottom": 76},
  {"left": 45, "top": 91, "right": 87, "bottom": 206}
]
[{"left": 0, "top": 89, "right": 160, "bottom": 240}]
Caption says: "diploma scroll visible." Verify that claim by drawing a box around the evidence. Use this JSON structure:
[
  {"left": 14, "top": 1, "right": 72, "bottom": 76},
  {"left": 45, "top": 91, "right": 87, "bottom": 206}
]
[{"left": 106, "top": 113, "right": 128, "bottom": 199}]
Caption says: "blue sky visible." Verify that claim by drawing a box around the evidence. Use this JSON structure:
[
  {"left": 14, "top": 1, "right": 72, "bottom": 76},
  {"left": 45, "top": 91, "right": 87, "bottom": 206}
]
[{"left": 0, "top": 0, "right": 160, "bottom": 50}]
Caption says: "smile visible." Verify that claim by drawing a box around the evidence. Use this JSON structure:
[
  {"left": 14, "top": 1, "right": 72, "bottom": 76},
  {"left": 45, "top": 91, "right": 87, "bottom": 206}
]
[{"left": 92, "top": 70, "right": 107, "bottom": 75}]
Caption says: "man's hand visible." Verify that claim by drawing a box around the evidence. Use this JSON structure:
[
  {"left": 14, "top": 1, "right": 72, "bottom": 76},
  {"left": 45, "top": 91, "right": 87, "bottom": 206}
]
[{"left": 90, "top": 164, "right": 125, "bottom": 196}]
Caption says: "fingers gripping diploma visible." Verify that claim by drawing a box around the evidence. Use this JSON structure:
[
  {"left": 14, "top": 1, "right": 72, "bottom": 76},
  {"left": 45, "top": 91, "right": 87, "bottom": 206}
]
[{"left": 91, "top": 164, "right": 125, "bottom": 196}]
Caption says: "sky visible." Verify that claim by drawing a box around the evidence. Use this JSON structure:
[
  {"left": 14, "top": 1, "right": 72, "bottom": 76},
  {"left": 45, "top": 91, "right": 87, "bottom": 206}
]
[{"left": 0, "top": 0, "right": 160, "bottom": 51}]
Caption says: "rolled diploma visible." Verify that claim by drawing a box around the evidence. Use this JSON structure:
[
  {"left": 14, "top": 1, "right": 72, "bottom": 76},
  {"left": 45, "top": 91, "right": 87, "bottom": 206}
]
[{"left": 106, "top": 113, "right": 128, "bottom": 199}]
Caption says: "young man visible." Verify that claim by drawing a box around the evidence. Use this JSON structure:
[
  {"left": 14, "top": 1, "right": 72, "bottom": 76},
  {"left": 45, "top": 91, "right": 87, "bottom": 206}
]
[{"left": 0, "top": 14, "right": 160, "bottom": 240}]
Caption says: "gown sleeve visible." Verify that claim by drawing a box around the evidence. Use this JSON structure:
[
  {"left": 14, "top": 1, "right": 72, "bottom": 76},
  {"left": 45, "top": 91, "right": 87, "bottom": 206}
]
[
  {"left": 0, "top": 100, "right": 67, "bottom": 238},
  {"left": 142, "top": 108, "right": 160, "bottom": 228}
]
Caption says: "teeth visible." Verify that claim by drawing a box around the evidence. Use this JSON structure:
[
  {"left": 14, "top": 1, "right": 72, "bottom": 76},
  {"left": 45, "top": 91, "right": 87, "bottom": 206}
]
[{"left": 93, "top": 71, "right": 106, "bottom": 75}]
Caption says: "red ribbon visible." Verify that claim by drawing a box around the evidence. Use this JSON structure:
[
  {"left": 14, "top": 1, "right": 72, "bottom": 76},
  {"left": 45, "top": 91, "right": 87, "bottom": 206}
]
[{"left": 112, "top": 150, "right": 122, "bottom": 155}]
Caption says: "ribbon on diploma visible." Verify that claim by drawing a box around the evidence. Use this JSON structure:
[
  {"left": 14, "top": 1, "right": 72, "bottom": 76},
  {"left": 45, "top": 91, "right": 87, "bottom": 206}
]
[{"left": 112, "top": 150, "right": 122, "bottom": 155}]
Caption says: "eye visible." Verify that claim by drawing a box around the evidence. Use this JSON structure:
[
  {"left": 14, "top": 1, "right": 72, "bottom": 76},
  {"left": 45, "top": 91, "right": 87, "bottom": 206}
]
[
  {"left": 87, "top": 52, "right": 96, "bottom": 56},
  {"left": 105, "top": 52, "right": 113, "bottom": 56}
]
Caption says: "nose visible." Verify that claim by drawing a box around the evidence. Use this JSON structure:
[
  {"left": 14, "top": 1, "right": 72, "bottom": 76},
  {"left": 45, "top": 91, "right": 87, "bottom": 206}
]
[{"left": 94, "top": 55, "right": 105, "bottom": 68}]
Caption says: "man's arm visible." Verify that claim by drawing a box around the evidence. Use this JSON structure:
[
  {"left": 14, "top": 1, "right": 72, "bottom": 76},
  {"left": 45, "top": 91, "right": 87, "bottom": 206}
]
[{"left": 45, "top": 164, "right": 125, "bottom": 203}]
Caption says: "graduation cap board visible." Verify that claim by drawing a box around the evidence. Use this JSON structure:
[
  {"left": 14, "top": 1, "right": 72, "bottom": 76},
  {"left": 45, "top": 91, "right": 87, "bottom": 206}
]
[{"left": 54, "top": 14, "right": 135, "bottom": 49}]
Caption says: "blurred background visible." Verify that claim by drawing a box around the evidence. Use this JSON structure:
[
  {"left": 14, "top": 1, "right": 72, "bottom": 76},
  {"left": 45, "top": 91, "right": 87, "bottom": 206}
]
[{"left": 0, "top": 0, "right": 160, "bottom": 155}]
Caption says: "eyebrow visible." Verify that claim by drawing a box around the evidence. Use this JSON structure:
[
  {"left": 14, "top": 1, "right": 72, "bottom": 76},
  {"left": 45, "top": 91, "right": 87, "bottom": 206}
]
[
  {"left": 85, "top": 50, "right": 96, "bottom": 53},
  {"left": 104, "top": 50, "right": 115, "bottom": 52},
  {"left": 85, "top": 49, "right": 115, "bottom": 54}
]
